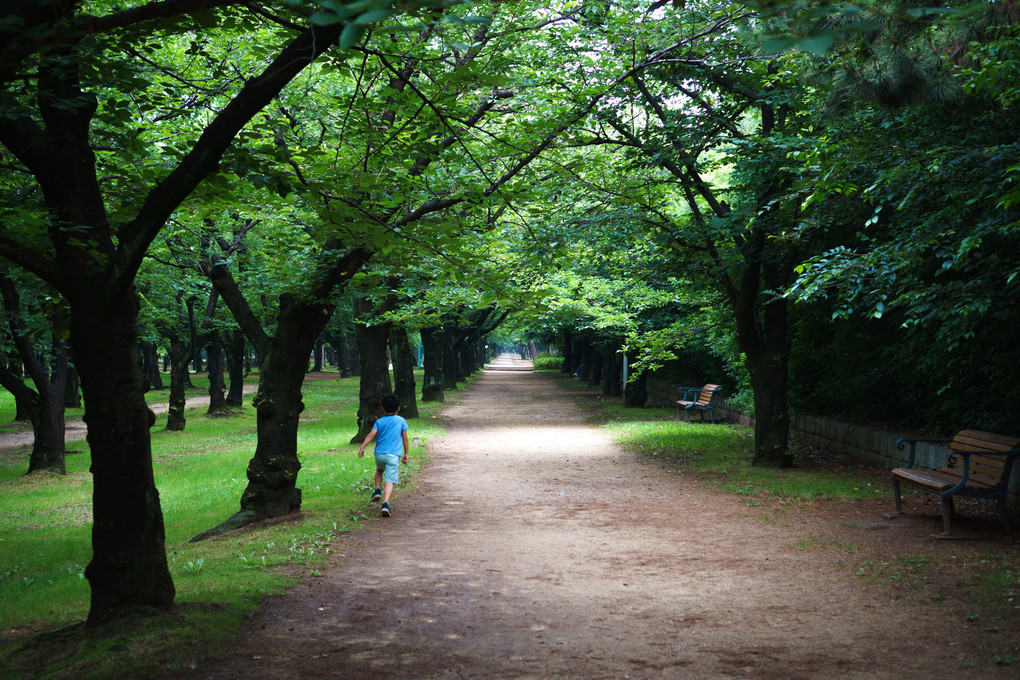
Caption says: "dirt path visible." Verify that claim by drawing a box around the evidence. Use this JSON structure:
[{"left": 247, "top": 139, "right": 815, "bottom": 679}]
[{"left": 176, "top": 355, "right": 1013, "bottom": 679}]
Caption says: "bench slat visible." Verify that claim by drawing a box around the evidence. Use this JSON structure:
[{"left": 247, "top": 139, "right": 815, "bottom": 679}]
[
  {"left": 951, "top": 430, "right": 1020, "bottom": 452},
  {"left": 892, "top": 468, "right": 961, "bottom": 491}
]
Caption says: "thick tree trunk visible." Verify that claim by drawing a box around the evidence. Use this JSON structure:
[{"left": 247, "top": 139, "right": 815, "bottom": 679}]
[
  {"left": 420, "top": 327, "right": 444, "bottom": 402},
  {"left": 746, "top": 347, "right": 793, "bottom": 467},
  {"left": 75, "top": 291, "right": 174, "bottom": 623},
  {"left": 206, "top": 330, "right": 229, "bottom": 416},
  {"left": 351, "top": 315, "right": 392, "bottom": 443},
  {"left": 390, "top": 326, "right": 419, "bottom": 419},
  {"left": 226, "top": 330, "right": 245, "bottom": 407},
  {"left": 239, "top": 339, "right": 307, "bottom": 518},
  {"left": 732, "top": 228, "right": 795, "bottom": 468}
]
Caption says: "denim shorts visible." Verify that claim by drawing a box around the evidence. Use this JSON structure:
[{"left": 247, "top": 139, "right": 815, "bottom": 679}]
[{"left": 374, "top": 453, "right": 401, "bottom": 485}]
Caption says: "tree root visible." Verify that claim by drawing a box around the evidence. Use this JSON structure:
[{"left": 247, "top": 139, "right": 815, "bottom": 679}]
[{"left": 189, "top": 510, "right": 263, "bottom": 543}]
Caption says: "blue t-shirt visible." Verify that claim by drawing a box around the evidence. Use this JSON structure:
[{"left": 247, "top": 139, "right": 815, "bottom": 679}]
[{"left": 372, "top": 414, "right": 409, "bottom": 456}]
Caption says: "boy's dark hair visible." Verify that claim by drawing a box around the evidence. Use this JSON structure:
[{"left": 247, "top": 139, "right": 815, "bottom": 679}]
[{"left": 381, "top": 394, "right": 401, "bottom": 414}]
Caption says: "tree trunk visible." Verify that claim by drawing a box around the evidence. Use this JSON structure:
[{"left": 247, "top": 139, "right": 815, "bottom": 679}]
[
  {"left": 238, "top": 335, "right": 307, "bottom": 518},
  {"left": 561, "top": 329, "right": 573, "bottom": 374},
  {"left": 420, "top": 327, "right": 444, "bottom": 402},
  {"left": 442, "top": 327, "right": 458, "bottom": 389},
  {"left": 351, "top": 314, "right": 392, "bottom": 443},
  {"left": 165, "top": 336, "right": 190, "bottom": 432},
  {"left": 311, "top": 337, "right": 324, "bottom": 372},
  {"left": 336, "top": 332, "right": 353, "bottom": 378},
  {"left": 455, "top": 340, "right": 471, "bottom": 382},
  {"left": 75, "top": 290, "right": 174, "bottom": 623},
  {"left": 64, "top": 365, "right": 81, "bottom": 408},
  {"left": 198, "top": 247, "right": 371, "bottom": 537},
  {"left": 226, "top": 330, "right": 245, "bottom": 407},
  {"left": 390, "top": 325, "right": 419, "bottom": 419},
  {"left": 587, "top": 348, "right": 603, "bottom": 387},
  {"left": 603, "top": 345, "right": 622, "bottom": 397},
  {"left": 746, "top": 343, "right": 793, "bottom": 467},
  {"left": 623, "top": 357, "right": 647, "bottom": 407},
  {"left": 732, "top": 228, "right": 795, "bottom": 467},
  {"left": 206, "top": 330, "right": 229, "bottom": 416},
  {"left": 139, "top": 341, "right": 163, "bottom": 390},
  {"left": 31, "top": 338, "right": 69, "bottom": 473},
  {"left": 349, "top": 329, "right": 362, "bottom": 377},
  {"left": 234, "top": 292, "right": 353, "bottom": 521},
  {"left": 0, "top": 274, "right": 69, "bottom": 474}
]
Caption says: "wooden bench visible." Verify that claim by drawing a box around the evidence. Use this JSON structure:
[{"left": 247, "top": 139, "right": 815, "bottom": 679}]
[
  {"left": 676, "top": 384, "right": 722, "bottom": 423},
  {"left": 892, "top": 430, "right": 1020, "bottom": 535}
]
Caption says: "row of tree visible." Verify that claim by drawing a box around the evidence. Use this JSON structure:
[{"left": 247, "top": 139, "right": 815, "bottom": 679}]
[{"left": 3, "top": 0, "right": 1018, "bottom": 628}]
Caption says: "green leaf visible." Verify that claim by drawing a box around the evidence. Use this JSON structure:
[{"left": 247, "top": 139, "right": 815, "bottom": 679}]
[
  {"left": 355, "top": 8, "right": 395, "bottom": 25},
  {"left": 339, "top": 22, "right": 367, "bottom": 49}
]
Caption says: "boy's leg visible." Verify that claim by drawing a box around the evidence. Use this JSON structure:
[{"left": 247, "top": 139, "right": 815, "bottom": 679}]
[
  {"left": 377, "top": 454, "right": 399, "bottom": 516},
  {"left": 371, "top": 469, "right": 383, "bottom": 501}
]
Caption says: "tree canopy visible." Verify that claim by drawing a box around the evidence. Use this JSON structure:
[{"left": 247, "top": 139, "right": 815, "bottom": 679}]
[{"left": 3, "top": 0, "right": 1020, "bottom": 624}]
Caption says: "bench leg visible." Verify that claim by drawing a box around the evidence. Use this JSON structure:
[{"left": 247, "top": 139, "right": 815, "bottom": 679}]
[
  {"left": 892, "top": 478, "right": 902, "bottom": 514},
  {"left": 998, "top": 499, "right": 1011, "bottom": 535},
  {"left": 940, "top": 494, "right": 954, "bottom": 535}
]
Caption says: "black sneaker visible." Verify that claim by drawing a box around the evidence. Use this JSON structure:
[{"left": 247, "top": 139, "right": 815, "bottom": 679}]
[
  {"left": 370, "top": 488, "right": 382, "bottom": 502},
  {"left": 380, "top": 502, "right": 391, "bottom": 517}
]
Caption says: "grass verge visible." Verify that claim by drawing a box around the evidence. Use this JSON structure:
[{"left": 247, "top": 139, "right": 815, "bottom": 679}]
[{"left": 0, "top": 371, "right": 447, "bottom": 679}]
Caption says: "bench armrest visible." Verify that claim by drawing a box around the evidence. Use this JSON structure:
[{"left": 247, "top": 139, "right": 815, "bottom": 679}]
[
  {"left": 941, "top": 447, "right": 1020, "bottom": 493},
  {"left": 677, "top": 387, "right": 703, "bottom": 400},
  {"left": 895, "top": 437, "right": 952, "bottom": 469}
]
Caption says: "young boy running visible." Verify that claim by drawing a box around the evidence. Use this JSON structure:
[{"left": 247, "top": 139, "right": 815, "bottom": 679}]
[{"left": 357, "top": 394, "right": 409, "bottom": 517}]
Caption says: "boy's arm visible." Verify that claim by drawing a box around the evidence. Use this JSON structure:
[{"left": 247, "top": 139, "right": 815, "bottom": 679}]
[
  {"left": 401, "top": 430, "right": 410, "bottom": 463},
  {"left": 357, "top": 429, "right": 378, "bottom": 458}
]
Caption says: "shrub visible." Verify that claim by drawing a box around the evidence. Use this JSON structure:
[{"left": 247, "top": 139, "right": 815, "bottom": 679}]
[{"left": 533, "top": 353, "right": 563, "bottom": 371}]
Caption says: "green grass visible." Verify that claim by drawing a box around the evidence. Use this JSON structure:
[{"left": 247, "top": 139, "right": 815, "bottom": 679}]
[
  {"left": 588, "top": 398, "right": 888, "bottom": 504},
  {"left": 0, "top": 370, "right": 448, "bottom": 679}
]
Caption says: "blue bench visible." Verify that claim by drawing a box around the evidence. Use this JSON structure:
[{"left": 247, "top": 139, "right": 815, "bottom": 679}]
[{"left": 676, "top": 384, "right": 722, "bottom": 423}]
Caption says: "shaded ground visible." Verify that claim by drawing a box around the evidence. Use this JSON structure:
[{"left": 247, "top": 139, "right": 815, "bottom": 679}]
[{"left": 165, "top": 355, "right": 1018, "bottom": 679}]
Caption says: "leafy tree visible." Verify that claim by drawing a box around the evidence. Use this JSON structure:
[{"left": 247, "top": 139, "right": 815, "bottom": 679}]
[
  {"left": 784, "top": 2, "right": 1020, "bottom": 433},
  {"left": 0, "top": 0, "right": 396, "bottom": 625}
]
